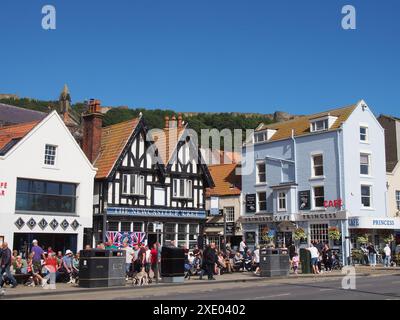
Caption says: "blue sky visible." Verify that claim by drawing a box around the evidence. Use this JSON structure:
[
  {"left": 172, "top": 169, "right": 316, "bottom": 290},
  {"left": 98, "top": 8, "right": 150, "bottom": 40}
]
[{"left": 0, "top": 0, "right": 399, "bottom": 115}]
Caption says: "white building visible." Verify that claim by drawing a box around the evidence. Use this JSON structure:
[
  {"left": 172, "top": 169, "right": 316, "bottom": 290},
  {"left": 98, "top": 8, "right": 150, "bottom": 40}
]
[{"left": 0, "top": 111, "right": 96, "bottom": 255}]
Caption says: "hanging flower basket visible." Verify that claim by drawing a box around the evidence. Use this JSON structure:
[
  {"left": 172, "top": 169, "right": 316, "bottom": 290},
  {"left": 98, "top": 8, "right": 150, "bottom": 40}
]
[
  {"left": 328, "top": 227, "right": 341, "bottom": 241},
  {"left": 293, "top": 228, "right": 307, "bottom": 241},
  {"left": 383, "top": 234, "right": 395, "bottom": 244},
  {"left": 357, "top": 234, "right": 369, "bottom": 245}
]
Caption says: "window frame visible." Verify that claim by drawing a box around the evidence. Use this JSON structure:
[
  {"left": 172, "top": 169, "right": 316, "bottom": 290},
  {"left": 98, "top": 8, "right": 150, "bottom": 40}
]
[
  {"left": 360, "top": 126, "right": 368, "bottom": 142},
  {"left": 172, "top": 178, "right": 193, "bottom": 199},
  {"left": 396, "top": 191, "right": 400, "bottom": 211},
  {"left": 257, "top": 192, "right": 267, "bottom": 212},
  {"left": 360, "top": 153, "right": 371, "bottom": 176},
  {"left": 312, "top": 186, "right": 325, "bottom": 209},
  {"left": 122, "top": 174, "right": 145, "bottom": 196},
  {"left": 361, "top": 185, "right": 372, "bottom": 208},
  {"left": 277, "top": 191, "right": 287, "bottom": 212},
  {"left": 224, "top": 207, "right": 235, "bottom": 223},
  {"left": 312, "top": 154, "right": 324, "bottom": 177},
  {"left": 44, "top": 144, "right": 57, "bottom": 166},
  {"left": 256, "top": 161, "right": 266, "bottom": 184}
]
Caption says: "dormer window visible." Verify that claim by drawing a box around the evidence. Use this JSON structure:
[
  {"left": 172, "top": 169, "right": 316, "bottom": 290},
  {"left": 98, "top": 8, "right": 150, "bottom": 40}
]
[
  {"left": 254, "top": 129, "right": 277, "bottom": 143},
  {"left": 310, "top": 115, "right": 338, "bottom": 133},
  {"left": 311, "top": 119, "right": 329, "bottom": 132}
]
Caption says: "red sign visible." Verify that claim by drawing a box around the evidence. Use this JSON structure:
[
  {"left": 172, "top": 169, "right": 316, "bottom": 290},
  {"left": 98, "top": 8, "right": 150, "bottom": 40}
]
[
  {"left": 324, "top": 199, "right": 342, "bottom": 208},
  {"left": 0, "top": 182, "right": 8, "bottom": 196}
]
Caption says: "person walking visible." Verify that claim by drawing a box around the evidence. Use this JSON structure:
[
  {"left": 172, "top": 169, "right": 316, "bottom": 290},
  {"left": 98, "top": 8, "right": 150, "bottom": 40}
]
[
  {"left": 202, "top": 243, "right": 217, "bottom": 280},
  {"left": 0, "top": 242, "right": 18, "bottom": 289},
  {"left": 383, "top": 243, "right": 392, "bottom": 267},
  {"left": 31, "top": 240, "right": 45, "bottom": 276},
  {"left": 367, "top": 243, "right": 377, "bottom": 267},
  {"left": 322, "top": 243, "right": 332, "bottom": 272},
  {"left": 121, "top": 241, "right": 134, "bottom": 279}
]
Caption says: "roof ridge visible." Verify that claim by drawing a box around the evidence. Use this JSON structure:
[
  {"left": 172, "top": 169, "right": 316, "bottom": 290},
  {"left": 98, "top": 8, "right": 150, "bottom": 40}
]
[
  {"left": 261, "top": 103, "right": 357, "bottom": 129},
  {"left": 0, "top": 120, "right": 40, "bottom": 132},
  {"left": 102, "top": 117, "right": 140, "bottom": 130},
  {"left": 0, "top": 103, "right": 47, "bottom": 114}
]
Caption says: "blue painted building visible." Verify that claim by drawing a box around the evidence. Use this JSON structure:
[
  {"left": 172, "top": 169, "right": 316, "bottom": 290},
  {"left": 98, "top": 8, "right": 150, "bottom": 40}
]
[{"left": 240, "top": 101, "right": 393, "bottom": 264}]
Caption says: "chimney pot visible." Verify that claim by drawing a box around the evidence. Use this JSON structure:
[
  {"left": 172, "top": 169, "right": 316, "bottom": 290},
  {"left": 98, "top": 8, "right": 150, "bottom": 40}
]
[
  {"left": 164, "top": 116, "right": 170, "bottom": 129},
  {"left": 178, "top": 113, "right": 183, "bottom": 128}
]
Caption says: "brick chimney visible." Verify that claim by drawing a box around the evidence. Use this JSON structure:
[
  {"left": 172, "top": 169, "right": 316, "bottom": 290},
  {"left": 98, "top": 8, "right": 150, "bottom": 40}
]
[
  {"left": 164, "top": 116, "right": 170, "bottom": 129},
  {"left": 82, "top": 99, "right": 104, "bottom": 163},
  {"left": 177, "top": 113, "right": 183, "bottom": 128},
  {"left": 170, "top": 115, "right": 177, "bottom": 128}
]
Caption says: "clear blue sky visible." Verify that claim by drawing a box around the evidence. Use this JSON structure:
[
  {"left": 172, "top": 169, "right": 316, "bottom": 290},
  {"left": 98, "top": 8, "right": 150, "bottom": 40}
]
[{"left": 0, "top": 0, "right": 399, "bottom": 115}]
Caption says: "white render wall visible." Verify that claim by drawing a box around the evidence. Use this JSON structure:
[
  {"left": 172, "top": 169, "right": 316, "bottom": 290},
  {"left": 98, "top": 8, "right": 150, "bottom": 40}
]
[
  {"left": 0, "top": 112, "right": 96, "bottom": 251},
  {"left": 341, "top": 101, "right": 387, "bottom": 218}
]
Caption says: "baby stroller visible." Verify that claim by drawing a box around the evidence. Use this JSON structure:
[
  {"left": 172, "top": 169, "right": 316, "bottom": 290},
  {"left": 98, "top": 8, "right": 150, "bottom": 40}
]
[{"left": 331, "top": 253, "right": 342, "bottom": 270}]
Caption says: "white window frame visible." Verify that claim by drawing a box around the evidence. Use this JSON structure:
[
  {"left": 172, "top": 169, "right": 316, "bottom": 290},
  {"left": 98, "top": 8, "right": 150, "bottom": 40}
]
[
  {"left": 360, "top": 153, "right": 371, "bottom": 176},
  {"left": 277, "top": 191, "right": 287, "bottom": 212},
  {"left": 361, "top": 184, "right": 372, "bottom": 208},
  {"left": 256, "top": 161, "right": 266, "bottom": 184},
  {"left": 257, "top": 192, "right": 267, "bottom": 212},
  {"left": 396, "top": 191, "right": 400, "bottom": 211},
  {"left": 224, "top": 207, "right": 235, "bottom": 223},
  {"left": 311, "top": 154, "right": 324, "bottom": 177},
  {"left": 254, "top": 132, "right": 267, "bottom": 143},
  {"left": 44, "top": 144, "right": 57, "bottom": 166},
  {"left": 173, "top": 178, "right": 193, "bottom": 199},
  {"left": 311, "top": 119, "right": 329, "bottom": 132},
  {"left": 122, "top": 174, "right": 145, "bottom": 195},
  {"left": 312, "top": 185, "right": 325, "bottom": 209},
  {"left": 360, "top": 126, "right": 369, "bottom": 143}
]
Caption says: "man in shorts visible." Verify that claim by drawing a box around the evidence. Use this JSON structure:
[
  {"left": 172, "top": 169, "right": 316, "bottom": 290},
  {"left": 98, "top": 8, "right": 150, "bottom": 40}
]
[{"left": 308, "top": 243, "right": 320, "bottom": 274}]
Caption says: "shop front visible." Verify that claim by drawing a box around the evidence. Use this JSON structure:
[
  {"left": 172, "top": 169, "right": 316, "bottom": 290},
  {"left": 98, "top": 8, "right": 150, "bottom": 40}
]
[
  {"left": 241, "top": 211, "right": 348, "bottom": 262},
  {"left": 99, "top": 207, "right": 207, "bottom": 249},
  {"left": 348, "top": 216, "right": 400, "bottom": 250}
]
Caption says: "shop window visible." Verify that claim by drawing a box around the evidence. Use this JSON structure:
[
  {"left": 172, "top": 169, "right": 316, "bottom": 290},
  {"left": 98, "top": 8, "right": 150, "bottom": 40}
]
[
  {"left": 313, "top": 186, "right": 325, "bottom": 208},
  {"left": 361, "top": 185, "right": 372, "bottom": 207},
  {"left": 258, "top": 224, "right": 270, "bottom": 245},
  {"left": 310, "top": 224, "right": 329, "bottom": 243},
  {"left": 133, "top": 222, "right": 143, "bottom": 232},
  {"left": 120, "top": 222, "right": 131, "bottom": 232},
  {"left": 312, "top": 154, "right": 324, "bottom": 177},
  {"left": 107, "top": 221, "right": 119, "bottom": 231},
  {"left": 16, "top": 178, "right": 76, "bottom": 214}
]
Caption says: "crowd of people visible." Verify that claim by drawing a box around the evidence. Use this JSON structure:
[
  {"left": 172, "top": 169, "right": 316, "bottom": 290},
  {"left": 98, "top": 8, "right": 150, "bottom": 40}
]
[
  {"left": 306, "top": 241, "right": 341, "bottom": 274},
  {"left": 0, "top": 239, "right": 81, "bottom": 294}
]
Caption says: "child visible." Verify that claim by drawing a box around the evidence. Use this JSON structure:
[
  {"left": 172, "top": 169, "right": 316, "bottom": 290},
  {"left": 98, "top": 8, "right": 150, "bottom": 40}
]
[
  {"left": 291, "top": 252, "right": 300, "bottom": 274},
  {"left": 42, "top": 252, "right": 57, "bottom": 289}
]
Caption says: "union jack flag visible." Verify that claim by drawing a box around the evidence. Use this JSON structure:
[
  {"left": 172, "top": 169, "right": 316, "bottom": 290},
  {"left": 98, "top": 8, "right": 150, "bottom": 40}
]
[{"left": 106, "top": 231, "right": 148, "bottom": 247}]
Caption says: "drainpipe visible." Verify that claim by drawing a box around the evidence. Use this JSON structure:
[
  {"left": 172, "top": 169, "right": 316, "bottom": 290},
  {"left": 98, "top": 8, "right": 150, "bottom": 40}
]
[
  {"left": 291, "top": 130, "right": 297, "bottom": 184},
  {"left": 337, "top": 129, "right": 347, "bottom": 265}
]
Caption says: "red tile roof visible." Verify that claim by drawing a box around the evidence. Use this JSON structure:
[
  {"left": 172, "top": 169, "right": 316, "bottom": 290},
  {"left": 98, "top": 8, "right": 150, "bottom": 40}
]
[
  {"left": 0, "top": 121, "right": 39, "bottom": 152},
  {"left": 94, "top": 118, "right": 140, "bottom": 179},
  {"left": 206, "top": 163, "right": 241, "bottom": 197}
]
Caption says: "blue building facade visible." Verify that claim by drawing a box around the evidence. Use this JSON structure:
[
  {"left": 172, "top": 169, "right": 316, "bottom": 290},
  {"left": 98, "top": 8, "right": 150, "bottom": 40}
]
[{"left": 240, "top": 101, "right": 392, "bottom": 265}]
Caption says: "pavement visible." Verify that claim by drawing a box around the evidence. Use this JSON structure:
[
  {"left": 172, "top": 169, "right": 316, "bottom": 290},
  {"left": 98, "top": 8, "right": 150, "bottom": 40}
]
[{"left": 1, "top": 265, "right": 399, "bottom": 300}]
